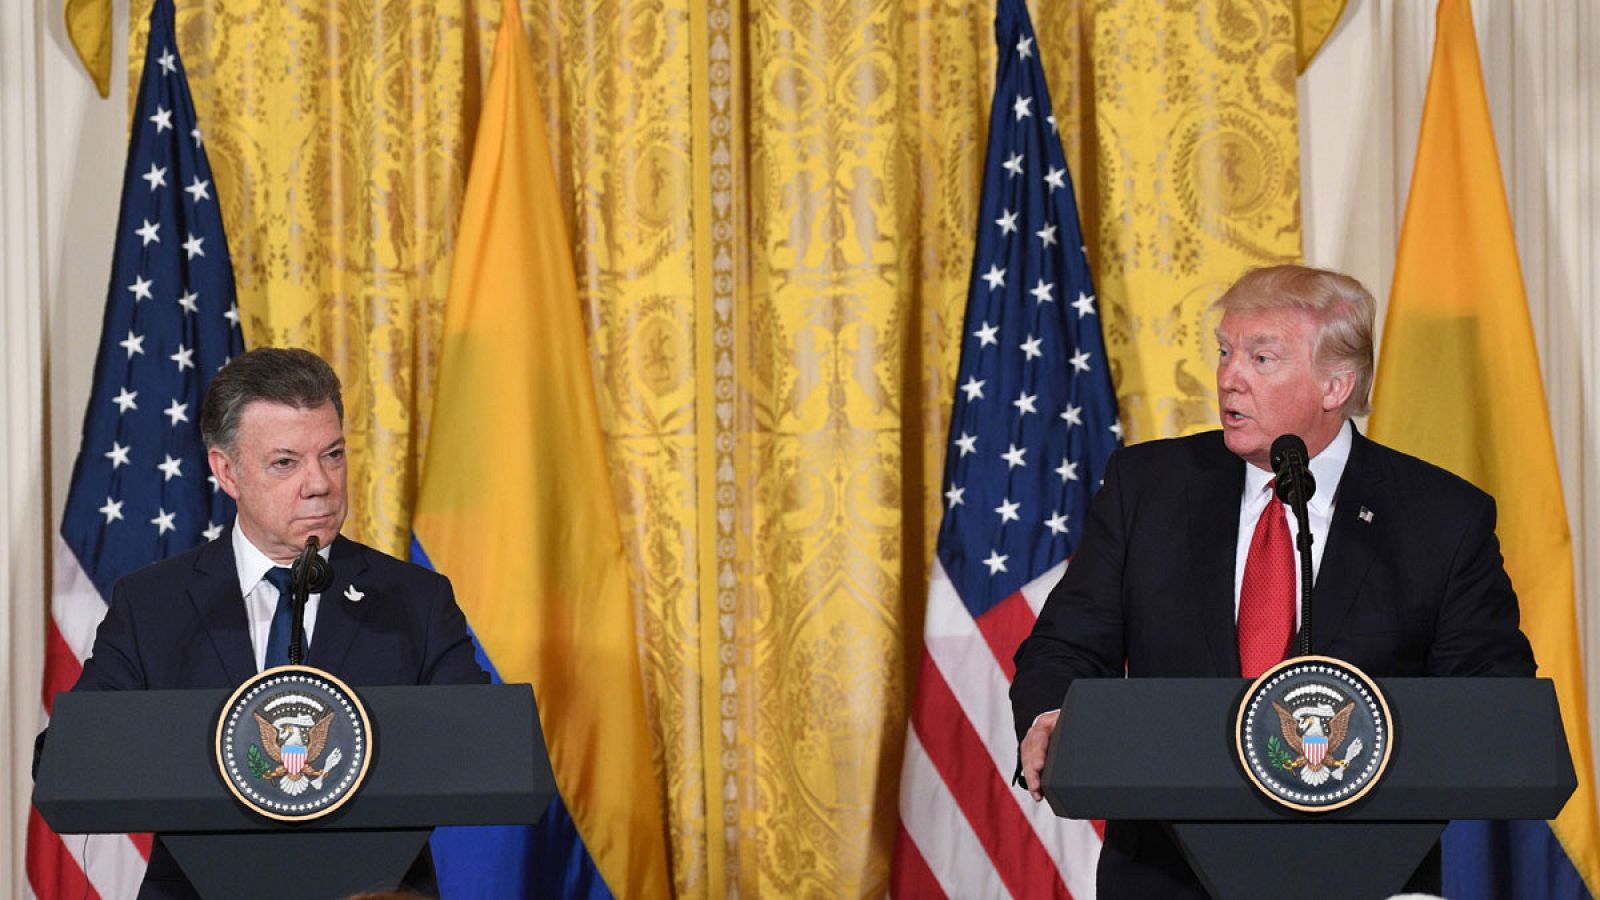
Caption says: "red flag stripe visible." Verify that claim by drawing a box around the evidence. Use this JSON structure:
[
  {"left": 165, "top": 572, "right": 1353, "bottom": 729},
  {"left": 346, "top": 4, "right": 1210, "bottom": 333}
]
[
  {"left": 41, "top": 619, "right": 83, "bottom": 714},
  {"left": 913, "top": 562, "right": 1101, "bottom": 896},
  {"left": 910, "top": 650, "right": 1071, "bottom": 899},
  {"left": 26, "top": 807, "right": 102, "bottom": 900},
  {"left": 899, "top": 729, "right": 1012, "bottom": 896},
  {"left": 890, "top": 821, "right": 947, "bottom": 900},
  {"left": 973, "top": 590, "right": 1035, "bottom": 682}
]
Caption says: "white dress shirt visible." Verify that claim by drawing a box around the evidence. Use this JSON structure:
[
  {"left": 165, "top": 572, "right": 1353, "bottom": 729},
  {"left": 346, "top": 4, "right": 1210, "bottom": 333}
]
[
  {"left": 1232, "top": 421, "right": 1353, "bottom": 626},
  {"left": 233, "top": 525, "right": 329, "bottom": 671}
]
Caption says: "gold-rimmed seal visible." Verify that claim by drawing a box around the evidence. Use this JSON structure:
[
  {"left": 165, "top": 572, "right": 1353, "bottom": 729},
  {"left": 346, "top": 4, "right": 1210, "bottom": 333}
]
[
  {"left": 214, "top": 665, "right": 373, "bottom": 822},
  {"left": 1235, "top": 655, "right": 1394, "bottom": 813}
]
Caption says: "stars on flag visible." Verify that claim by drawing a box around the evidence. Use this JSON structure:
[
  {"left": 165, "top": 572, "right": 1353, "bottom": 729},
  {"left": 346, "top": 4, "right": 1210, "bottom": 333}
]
[
  {"left": 932, "top": 4, "right": 1120, "bottom": 610},
  {"left": 994, "top": 498, "right": 1020, "bottom": 524},
  {"left": 58, "top": 16, "right": 242, "bottom": 582},
  {"left": 157, "top": 454, "right": 184, "bottom": 481},
  {"left": 1002, "top": 444, "right": 1027, "bottom": 469},
  {"left": 104, "top": 442, "right": 131, "bottom": 469},
  {"left": 120, "top": 330, "right": 146, "bottom": 357},
  {"left": 1073, "top": 290, "right": 1097, "bottom": 318}
]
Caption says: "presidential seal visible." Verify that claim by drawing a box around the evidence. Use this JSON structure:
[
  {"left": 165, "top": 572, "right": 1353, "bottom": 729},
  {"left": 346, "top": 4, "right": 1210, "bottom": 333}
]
[
  {"left": 1235, "top": 656, "right": 1393, "bottom": 812},
  {"left": 215, "top": 666, "right": 373, "bottom": 822}
]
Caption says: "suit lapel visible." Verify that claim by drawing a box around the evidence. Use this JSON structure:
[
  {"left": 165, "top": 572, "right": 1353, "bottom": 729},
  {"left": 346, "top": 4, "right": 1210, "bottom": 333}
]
[
  {"left": 305, "top": 536, "right": 371, "bottom": 674},
  {"left": 188, "top": 531, "right": 255, "bottom": 686},
  {"left": 1307, "top": 430, "right": 1381, "bottom": 654},
  {"left": 1188, "top": 436, "right": 1245, "bottom": 676}
]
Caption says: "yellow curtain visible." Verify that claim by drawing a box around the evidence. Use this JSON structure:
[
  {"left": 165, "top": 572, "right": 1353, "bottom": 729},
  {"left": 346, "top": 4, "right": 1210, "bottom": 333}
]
[
  {"left": 1050, "top": 1, "right": 1306, "bottom": 444},
  {"left": 134, "top": 0, "right": 1317, "bottom": 894}
]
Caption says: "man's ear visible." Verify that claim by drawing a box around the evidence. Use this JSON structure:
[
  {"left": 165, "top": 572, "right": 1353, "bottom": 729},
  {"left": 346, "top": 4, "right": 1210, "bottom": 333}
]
[
  {"left": 207, "top": 447, "right": 243, "bottom": 501},
  {"left": 1321, "top": 367, "right": 1356, "bottom": 413}
]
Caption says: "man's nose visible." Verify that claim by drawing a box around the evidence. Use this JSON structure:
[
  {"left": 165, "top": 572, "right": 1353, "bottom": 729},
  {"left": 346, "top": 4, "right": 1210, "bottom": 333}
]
[
  {"left": 1217, "top": 355, "right": 1243, "bottom": 392},
  {"left": 302, "top": 459, "right": 330, "bottom": 495}
]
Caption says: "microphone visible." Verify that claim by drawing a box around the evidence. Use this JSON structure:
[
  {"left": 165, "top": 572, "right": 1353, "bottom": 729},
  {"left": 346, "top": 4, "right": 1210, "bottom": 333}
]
[
  {"left": 1270, "top": 434, "right": 1316, "bottom": 508},
  {"left": 1269, "top": 434, "right": 1315, "bottom": 657},
  {"left": 292, "top": 535, "right": 334, "bottom": 593},
  {"left": 287, "top": 535, "right": 333, "bottom": 666}
]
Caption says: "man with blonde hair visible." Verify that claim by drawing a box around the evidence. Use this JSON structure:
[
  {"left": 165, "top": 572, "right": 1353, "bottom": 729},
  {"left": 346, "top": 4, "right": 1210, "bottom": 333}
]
[{"left": 1011, "top": 265, "right": 1534, "bottom": 897}]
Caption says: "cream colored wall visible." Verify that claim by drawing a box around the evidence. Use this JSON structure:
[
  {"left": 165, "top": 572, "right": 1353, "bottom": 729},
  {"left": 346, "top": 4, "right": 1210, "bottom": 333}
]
[
  {"left": 1300, "top": 0, "right": 1600, "bottom": 771},
  {"left": 2, "top": 0, "right": 126, "bottom": 896}
]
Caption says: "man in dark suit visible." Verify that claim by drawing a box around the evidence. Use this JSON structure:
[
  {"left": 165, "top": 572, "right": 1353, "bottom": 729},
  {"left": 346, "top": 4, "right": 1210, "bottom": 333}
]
[
  {"left": 57, "top": 347, "right": 487, "bottom": 898},
  {"left": 1010, "top": 265, "right": 1535, "bottom": 898}
]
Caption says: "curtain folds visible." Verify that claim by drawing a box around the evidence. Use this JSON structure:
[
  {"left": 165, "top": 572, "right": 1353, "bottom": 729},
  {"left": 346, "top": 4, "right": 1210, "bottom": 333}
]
[{"left": 135, "top": 0, "right": 1309, "bottom": 894}]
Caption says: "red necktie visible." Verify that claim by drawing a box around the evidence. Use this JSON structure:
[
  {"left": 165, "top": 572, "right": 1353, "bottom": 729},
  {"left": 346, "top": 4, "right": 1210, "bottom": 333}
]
[{"left": 1238, "top": 482, "right": 1296, "bottom": 677}]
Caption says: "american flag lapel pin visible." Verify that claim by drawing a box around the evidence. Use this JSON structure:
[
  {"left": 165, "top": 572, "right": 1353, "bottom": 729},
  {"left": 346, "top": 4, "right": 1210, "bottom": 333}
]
[{"left": 1358, "top": 506, "right": 1374, "bottom": 523}]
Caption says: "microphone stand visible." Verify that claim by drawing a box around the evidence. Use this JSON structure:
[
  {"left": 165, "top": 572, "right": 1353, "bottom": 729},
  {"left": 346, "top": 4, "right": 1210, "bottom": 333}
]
[
  {"left": 1288, "top": 485, "right": 1314, "bottom": 658},
  {"left": 288, "top": 536, "right": 334, "bottom": 666},
  {"left": 1271, "top": 435, "right": 1317, "bottom": 659}
]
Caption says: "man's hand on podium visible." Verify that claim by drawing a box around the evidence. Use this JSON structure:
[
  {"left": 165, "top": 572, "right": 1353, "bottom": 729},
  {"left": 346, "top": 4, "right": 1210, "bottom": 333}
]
[{"left": 1020, "top": 709, "right": 1060, "bottom": 801}]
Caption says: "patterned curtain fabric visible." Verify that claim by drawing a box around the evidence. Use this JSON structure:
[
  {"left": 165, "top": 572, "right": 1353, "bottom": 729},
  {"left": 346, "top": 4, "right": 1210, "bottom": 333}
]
[{"left": 134, "top": 0, "right": 1307, "bottom": 894}]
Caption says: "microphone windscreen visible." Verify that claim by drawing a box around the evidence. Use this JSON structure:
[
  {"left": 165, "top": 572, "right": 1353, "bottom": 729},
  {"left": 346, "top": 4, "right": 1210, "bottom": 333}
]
[{"left": 1270, "top": 434, "right": 1308, "bottom": 474}]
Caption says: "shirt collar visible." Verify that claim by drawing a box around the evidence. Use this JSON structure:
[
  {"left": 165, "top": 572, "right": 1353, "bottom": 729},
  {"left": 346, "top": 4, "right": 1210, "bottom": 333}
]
[
  {"left": 1242, "top": 420, "right": 1352, "bottom": 514},
  {"left": 231, "top": 523, "right": 334, "bottom": 597}
]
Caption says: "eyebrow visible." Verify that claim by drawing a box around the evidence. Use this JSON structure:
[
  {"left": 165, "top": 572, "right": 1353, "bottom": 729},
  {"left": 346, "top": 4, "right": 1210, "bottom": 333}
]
[{"left": 266, "top": 438, "right": 345, "bottom": 457}]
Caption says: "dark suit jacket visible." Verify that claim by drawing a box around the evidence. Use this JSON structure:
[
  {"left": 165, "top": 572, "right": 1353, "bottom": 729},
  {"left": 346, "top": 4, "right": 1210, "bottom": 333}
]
[
  {"left": 54, "top": 528, "right": 489, "bottom": 899},
  {"left": 1011, "top": 429, "right": 1535, "bottom": 898}
]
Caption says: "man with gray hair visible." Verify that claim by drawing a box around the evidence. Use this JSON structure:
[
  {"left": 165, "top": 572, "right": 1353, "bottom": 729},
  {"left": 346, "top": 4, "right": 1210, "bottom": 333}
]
[
  {"left": 64, "top": 347, "right": 486, "bottom": 897},
  {"left": 1010, "top": 265, "right": 1534, "bottom": 897}
]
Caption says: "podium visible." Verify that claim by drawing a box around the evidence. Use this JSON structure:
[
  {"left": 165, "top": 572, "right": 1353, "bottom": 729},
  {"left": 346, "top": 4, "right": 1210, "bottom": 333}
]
[
  {"left": 1044, "top": 678, "right": 1576, "bottom": 899},
  {"left": 34, "top": 683, "right": 555, "bottom": 900}
]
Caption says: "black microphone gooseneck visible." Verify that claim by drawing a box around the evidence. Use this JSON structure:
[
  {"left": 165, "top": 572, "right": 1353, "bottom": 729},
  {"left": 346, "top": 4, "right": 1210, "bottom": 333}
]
[
  {"left": 1270, "top": 435, "right": 1317, "bottom": 657},
  {"left": 288, "top": 535, "right": 334, "bottom": 666}
]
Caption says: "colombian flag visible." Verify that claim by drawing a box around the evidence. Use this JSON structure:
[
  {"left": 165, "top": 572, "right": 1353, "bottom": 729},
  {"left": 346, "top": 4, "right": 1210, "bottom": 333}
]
[
  {"left": 1369, "top": 1, "right": 1600, "bottom": 895},
  {"left": 411, "top": 0, "right": 671, "bottom": 895}
]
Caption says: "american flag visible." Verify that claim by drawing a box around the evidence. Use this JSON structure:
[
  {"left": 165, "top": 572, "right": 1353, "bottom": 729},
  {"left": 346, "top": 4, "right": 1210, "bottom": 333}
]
[
  {"left": 26, "top": 1, "right": 243, "bottom": 896},
  {"left": 891, "top": 1, "right": 1119, "bottom": 896}
]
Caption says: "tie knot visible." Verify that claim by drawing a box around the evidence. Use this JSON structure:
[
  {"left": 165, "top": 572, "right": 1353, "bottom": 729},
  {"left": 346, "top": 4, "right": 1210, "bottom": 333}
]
[{"left": 264, "top": 566, "right": 295, "bottom": 596}]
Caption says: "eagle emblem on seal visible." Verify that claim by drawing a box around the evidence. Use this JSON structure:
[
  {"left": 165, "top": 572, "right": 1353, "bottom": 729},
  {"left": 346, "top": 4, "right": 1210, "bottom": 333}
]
[
  {"left": 1270, "top": 683, "right": 1366, "bottom": 786},
  {"left": 251, "top": 694, "right": 345, "bottom": 797}
]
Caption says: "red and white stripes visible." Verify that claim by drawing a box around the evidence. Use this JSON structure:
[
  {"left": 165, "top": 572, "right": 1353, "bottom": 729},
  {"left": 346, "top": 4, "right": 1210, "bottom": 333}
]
[
  {"left": 25, "top": 538, "right": 149, "bottom": 900},
  {"left": 893, "top": 560, "right": 1101, "bottom": 899}
]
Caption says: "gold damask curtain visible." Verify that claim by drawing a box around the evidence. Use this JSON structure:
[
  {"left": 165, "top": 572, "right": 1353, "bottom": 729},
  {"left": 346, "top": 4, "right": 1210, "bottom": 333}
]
[{"left": 133, "top": 0, "right": 1326, "bottom": 894}]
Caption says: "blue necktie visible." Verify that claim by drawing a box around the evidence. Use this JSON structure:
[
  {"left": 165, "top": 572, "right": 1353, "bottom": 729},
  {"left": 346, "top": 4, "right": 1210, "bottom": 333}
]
[{"left": 262, "top": 566, "right": 296, "bottom": 668}]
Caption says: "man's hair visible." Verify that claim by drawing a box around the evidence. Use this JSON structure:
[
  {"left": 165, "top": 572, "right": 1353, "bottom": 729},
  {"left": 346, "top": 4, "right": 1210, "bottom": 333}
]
[
  {"left": 201, "top": 348, "right": 344, "bottom": 453},
  {"left": 1213, "top": 265, "right": 1376, "bottom": 418}
]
